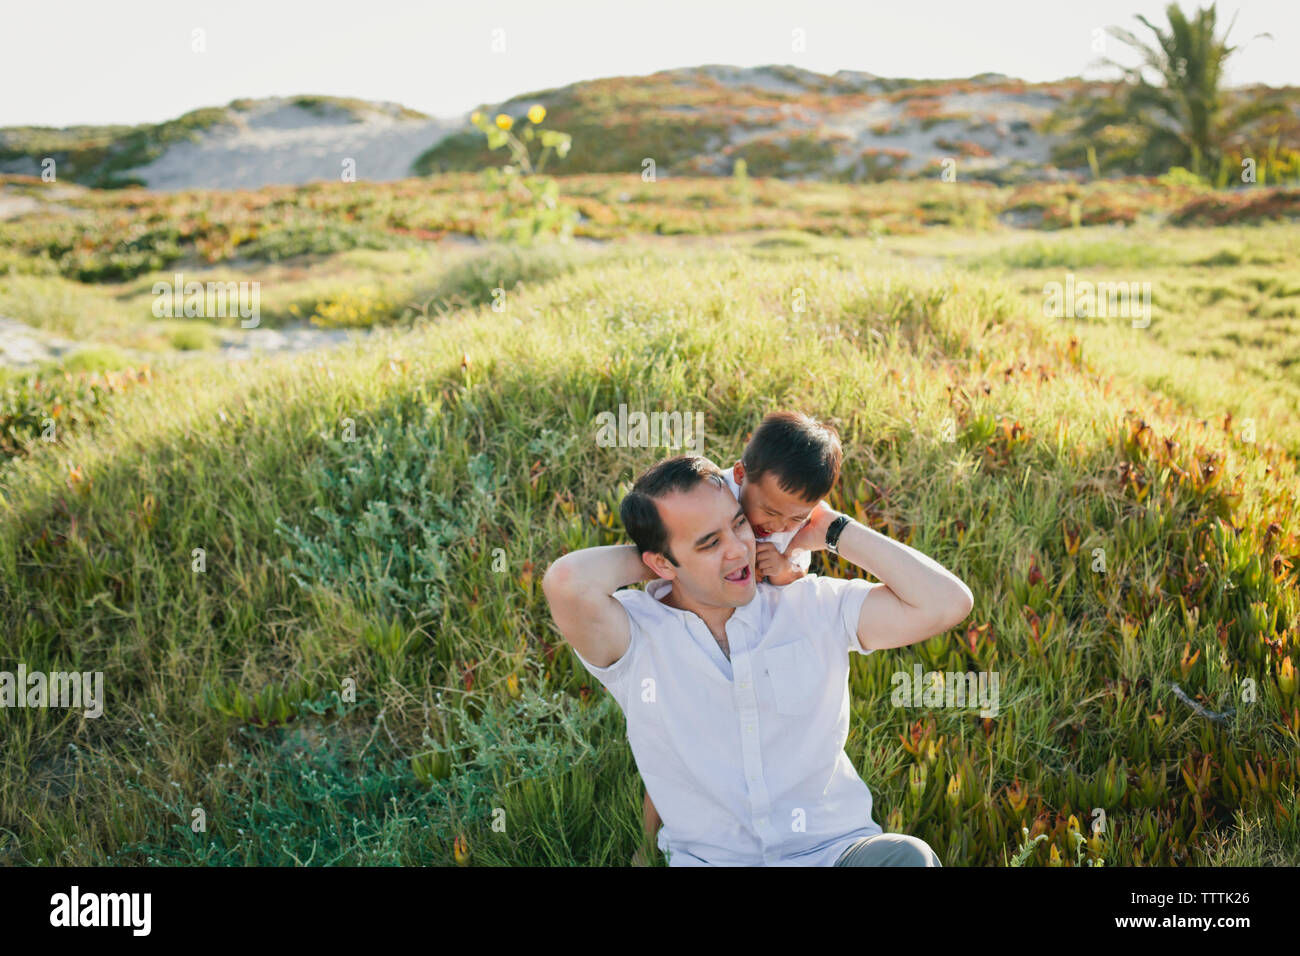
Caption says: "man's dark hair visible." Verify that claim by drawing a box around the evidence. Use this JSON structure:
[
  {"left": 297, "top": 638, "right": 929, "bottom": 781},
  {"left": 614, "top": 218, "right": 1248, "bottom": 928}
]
[
  {"left": 741, "top": 411, "right": 842, "bottom": 501},
  {"left": 620, "top": 456, "right": 727, "bottom": 567}
]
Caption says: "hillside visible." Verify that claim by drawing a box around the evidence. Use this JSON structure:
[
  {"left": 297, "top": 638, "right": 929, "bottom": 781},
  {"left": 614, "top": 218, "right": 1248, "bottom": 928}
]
[
  {"left": 3, "top": 231, "right": 1298, "bottom": 866},
  {"left": 5, "top": 66, "right": 1298, "bottom": 190},
  {"left": 0, "top": 96, "right": 450, "bottom": 191}
]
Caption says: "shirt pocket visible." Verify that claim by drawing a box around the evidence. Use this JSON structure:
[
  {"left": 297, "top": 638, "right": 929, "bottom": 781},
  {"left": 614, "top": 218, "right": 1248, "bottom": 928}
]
[
  {"left": 625, "top": 673, "right": 672, "bottom": 749},
  {"left": 762, "top": 640, "right": 819, "bottom": 715}
]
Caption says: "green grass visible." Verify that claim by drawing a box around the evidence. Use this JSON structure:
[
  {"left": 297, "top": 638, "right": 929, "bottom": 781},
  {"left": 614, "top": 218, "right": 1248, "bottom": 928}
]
[
  {"left": 2, "top": 221, "right": 1298, "bottom": 867},
  {"left": 4, "top": 173, "right": 1296, "bottom": 287},
  {"left": 923, "top": 223, "right": 1300, "bottom": 459},
  {"left": 165, "top": 323, "right": 222, "bottom": 351},
  {"left": 966, "top": 236, "right": 1174, "bottom": 270}
]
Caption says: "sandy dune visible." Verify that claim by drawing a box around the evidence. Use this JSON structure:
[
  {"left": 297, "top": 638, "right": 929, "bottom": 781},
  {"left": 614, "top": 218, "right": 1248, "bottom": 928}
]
[{"left": 131, "top": 98, "right": 463, "bottom": 192}]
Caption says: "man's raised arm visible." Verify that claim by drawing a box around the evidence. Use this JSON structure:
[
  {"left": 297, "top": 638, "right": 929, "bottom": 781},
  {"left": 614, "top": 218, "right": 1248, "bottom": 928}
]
[
  {"left": 792, "top": 504, "right": 974, "bottom": 652},
  {"left": 541, "top": 545, "right": 658, "bottom": 668}
]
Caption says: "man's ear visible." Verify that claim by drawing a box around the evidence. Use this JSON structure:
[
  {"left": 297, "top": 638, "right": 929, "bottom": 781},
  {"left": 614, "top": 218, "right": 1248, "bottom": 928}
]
[
  {"left": 642, "top": 550, "right": 676, "bottom": 580},
  {"left": 732, "top": 460, "right": 745, "bottom": 485}
]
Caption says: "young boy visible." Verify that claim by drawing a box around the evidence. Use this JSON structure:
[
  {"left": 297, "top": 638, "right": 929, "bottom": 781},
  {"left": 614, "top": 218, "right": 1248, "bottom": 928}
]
[{"left": 635, "top": 410, "right": 844, "bottom": 859}]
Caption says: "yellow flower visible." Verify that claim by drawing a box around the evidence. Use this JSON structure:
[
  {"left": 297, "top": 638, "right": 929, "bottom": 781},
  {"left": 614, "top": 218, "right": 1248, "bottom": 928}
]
[
  {"left": 453, "top": 834, "right": 470, "bottom": 865},
  {"left": 507, "top": 673, "right": 521, "bottom": 698},
  {"left": 471, "top": 110, "right": 482, "bottom": 125},
  {"left": 494, "top": 113, "right": 513, "bottom": 131},
  {"left": 527, "top": 104, "right": 546, "bottom": 125}
]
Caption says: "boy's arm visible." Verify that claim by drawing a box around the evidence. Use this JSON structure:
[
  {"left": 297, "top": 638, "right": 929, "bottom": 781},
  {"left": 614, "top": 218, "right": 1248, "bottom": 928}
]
[
  {"left": 541, "top": 545, "right": 658, "bottom": 668},
  {"left": 758, "top": 544, "right": 810, "bottom": 585},
  {"left": 795, "top": 504, "right": 973, "bottom": 651}
]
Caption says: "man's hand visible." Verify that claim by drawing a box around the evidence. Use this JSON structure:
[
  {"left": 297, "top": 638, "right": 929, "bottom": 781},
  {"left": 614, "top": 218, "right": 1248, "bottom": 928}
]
[
  {"left": 756, "top": 542, "right": 806, "bottom": 585},
  {"left": 787, "top": 500, "right": 840, "bottom": 552}
]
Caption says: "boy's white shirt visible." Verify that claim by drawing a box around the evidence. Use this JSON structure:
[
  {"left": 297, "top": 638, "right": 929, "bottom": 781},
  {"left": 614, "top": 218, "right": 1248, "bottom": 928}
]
[{"left": 720, "top": 467, "right": 812, "bottom": 574}]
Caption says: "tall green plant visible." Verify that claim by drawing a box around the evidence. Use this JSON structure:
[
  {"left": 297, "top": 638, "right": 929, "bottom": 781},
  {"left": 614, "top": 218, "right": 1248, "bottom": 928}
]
[
  {"left": 1099, "top": 2, "right": 1286, "bottom": 176},
  {"left": 469, "top": 105, "right": 578, "bottom": 244}
]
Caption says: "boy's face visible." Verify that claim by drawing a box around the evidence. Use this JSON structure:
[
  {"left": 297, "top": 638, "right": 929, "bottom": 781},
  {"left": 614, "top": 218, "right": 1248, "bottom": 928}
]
[
  {"left": 642, "top": 478, "right": 757, "bottom": 607},
  {"left": 732, "top": 461, "right": 818, "bottom": 537}
]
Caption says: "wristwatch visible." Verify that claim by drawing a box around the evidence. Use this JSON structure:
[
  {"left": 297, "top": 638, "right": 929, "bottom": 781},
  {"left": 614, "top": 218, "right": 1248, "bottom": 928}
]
[{"left": 824, "top": 514, "right": 851, "bottom": 555}]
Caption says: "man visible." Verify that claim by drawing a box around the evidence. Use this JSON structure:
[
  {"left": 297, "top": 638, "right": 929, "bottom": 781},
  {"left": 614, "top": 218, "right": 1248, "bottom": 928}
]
[{"left": 541, "top": 454, "right": 973, "bottom": 866}]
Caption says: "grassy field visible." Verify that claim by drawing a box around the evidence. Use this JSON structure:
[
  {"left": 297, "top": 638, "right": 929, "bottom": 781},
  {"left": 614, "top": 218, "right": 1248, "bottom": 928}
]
[{"left": 2, "top": 175, "right": 1298, "bottom": 866}]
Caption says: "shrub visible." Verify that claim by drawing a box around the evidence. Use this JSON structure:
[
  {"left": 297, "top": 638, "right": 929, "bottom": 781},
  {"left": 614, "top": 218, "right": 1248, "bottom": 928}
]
[
  {"left": 235, "top": 224, "right": 412, "bottom": 262},
  {"left": 274, "top": 405, "right": 503, "bottom": 624}
]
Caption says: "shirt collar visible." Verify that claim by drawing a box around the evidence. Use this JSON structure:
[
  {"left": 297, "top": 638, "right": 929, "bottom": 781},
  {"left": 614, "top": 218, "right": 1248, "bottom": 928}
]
[{"left": 644, "top": 577, "right": 766, "bottom": 631}]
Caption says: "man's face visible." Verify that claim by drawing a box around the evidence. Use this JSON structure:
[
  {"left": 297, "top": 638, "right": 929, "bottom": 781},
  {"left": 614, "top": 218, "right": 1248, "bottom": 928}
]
[
  {"left": 732, "top": 461, "right": 818, "bottom": 538},
  {"left": 646, "top": 478, "right": 756, "bottom": 607}
]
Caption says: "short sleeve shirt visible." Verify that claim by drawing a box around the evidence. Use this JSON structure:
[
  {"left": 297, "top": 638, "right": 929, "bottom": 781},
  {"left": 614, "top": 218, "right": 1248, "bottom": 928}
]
[{"left": 572, "top": 574, "right": 884, "bottom": 866}]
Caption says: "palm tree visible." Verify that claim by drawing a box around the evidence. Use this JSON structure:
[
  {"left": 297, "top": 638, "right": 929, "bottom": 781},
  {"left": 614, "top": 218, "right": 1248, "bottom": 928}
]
[{"left": 1097, "top": 2, "right": 1284, "bottom": 176}]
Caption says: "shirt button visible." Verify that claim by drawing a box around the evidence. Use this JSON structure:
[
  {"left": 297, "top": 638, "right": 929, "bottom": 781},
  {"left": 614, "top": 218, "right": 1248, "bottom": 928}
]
[{"left": 746, "top": 725, "right": 754, "bottom": 734}]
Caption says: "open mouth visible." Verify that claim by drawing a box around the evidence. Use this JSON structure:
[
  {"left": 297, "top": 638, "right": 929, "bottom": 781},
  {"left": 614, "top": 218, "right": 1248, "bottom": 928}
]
[{"left": 724, "top": 564, "right": 752, "bottom": 584}]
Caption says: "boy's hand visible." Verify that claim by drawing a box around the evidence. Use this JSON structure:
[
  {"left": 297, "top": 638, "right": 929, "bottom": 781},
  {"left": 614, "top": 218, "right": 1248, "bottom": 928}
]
[{"left": 756, "top": 542, "right": 805, "bottom": 585}]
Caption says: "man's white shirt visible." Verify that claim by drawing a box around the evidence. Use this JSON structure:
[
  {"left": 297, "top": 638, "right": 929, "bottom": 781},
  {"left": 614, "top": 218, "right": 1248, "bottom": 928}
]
[{"left": 573, "top": 574, "right": 885, "bottom": 866}]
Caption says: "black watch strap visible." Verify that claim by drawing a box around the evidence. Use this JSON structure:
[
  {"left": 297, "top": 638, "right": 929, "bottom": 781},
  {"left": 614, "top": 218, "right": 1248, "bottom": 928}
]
[{"left": 824, "top": 514, "right": 851, "bottom": 554}]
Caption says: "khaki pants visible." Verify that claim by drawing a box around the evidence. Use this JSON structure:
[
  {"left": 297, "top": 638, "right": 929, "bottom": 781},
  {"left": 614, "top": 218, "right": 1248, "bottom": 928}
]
[{"left": 833, "top": 833, "right": 942, "bottom": 866}]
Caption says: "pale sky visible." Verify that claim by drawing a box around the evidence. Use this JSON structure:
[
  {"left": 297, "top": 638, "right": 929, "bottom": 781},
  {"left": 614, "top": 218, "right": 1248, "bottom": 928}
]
[{"left": 2, "top": 0, "right": 1295, "bottom": 128}]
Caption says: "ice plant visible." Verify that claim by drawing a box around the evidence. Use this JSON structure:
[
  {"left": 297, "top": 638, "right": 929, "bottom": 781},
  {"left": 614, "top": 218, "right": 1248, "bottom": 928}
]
[
  {"left": 1278, "top": 656, "right": 1296, "bottom": 700},
  {"left": 945, "top": 772, "right": 962, "bottom": 808},
  {"left": 1087, "top": 826, "right": 1106, "bottom": 858},
  {"left": 909, "top": 764, "right": 927, "bottom": 799},
  {"left": 1005, "top": 778, "right": 1029, "bottom": 815},
  {"left": 1062, "top": 521, "right": 1081, "bottom": 556}
]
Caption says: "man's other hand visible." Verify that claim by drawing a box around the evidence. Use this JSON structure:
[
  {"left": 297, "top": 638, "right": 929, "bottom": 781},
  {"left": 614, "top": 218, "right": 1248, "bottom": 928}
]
[{"left": 788, "top": 500, "right": 840, "bottom": 552}]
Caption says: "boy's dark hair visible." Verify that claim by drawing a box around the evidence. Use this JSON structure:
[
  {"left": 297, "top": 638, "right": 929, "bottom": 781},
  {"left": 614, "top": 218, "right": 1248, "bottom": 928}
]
[
  {"left": 741, "top": 411, "right": 842, "bottom": 501},
  {"left": 620, "top": 456, "right": 727, "bottom": 567}
]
